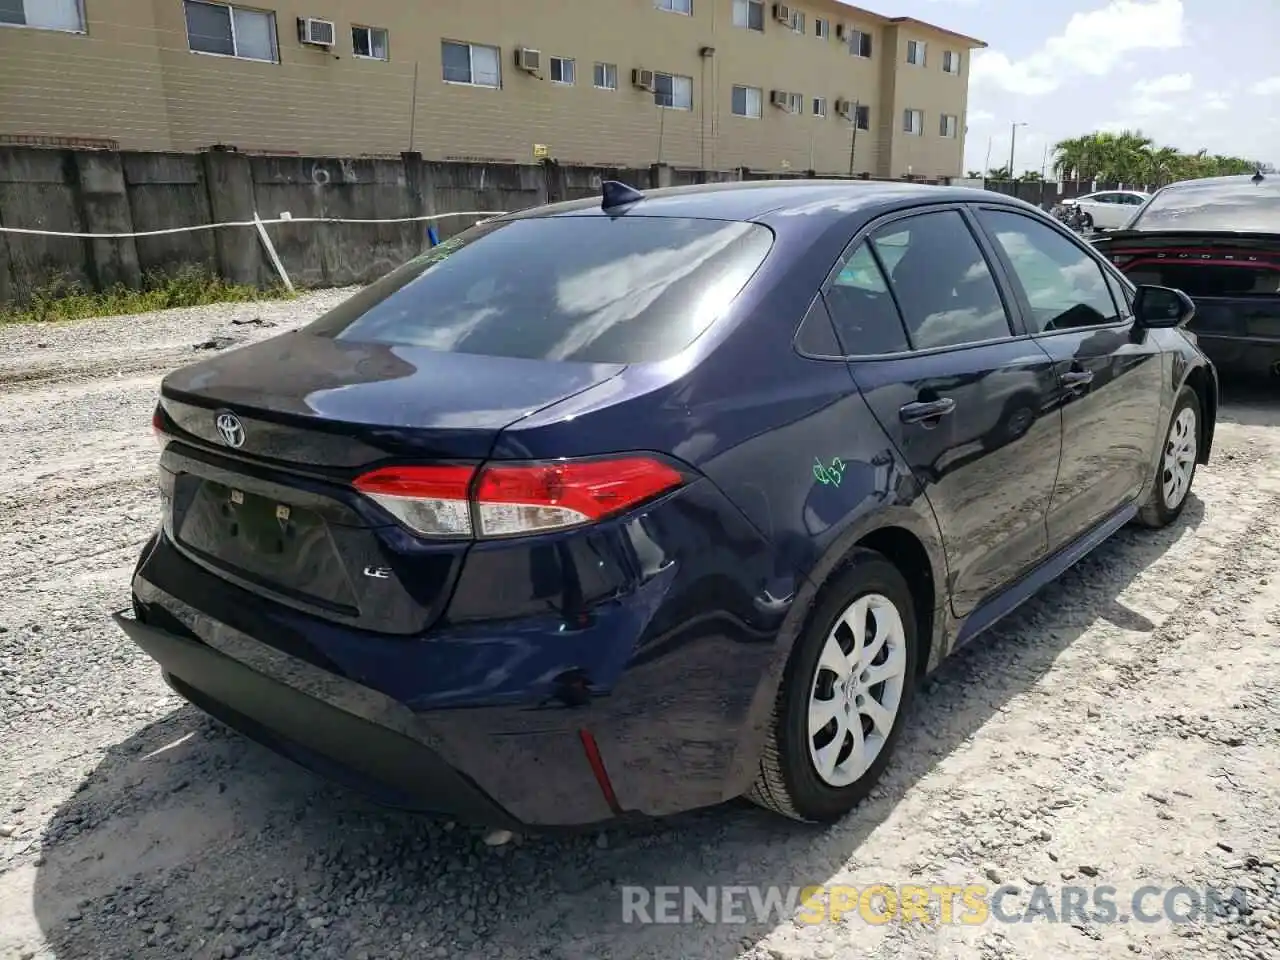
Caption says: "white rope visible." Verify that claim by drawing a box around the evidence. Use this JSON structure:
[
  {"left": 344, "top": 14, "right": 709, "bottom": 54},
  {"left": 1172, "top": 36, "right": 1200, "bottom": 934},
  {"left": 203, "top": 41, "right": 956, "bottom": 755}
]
[{"left": 0, "top": 211, "right": 507, "bottom": 240}]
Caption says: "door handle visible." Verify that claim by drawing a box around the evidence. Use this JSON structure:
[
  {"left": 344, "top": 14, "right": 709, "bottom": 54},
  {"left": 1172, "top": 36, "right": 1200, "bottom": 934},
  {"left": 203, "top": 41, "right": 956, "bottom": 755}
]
[
  {"left": 1060, "top": 369, "right": 1095, "bottom": 388},
  {"left": 899, "top": 397, "right": 956, "bottom": 424}
]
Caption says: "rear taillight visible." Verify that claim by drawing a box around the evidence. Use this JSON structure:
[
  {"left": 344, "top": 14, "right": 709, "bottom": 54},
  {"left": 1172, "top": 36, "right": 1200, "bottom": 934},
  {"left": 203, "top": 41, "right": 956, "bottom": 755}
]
[
  {"left": 151, "top": 405, "right": 169, "bottom": 448},
  {"left": 353, "top": 456, "right": 686, "bottom": 539},
  {"left": 353, "top": 465, "right": 476, "bottom": 538}
]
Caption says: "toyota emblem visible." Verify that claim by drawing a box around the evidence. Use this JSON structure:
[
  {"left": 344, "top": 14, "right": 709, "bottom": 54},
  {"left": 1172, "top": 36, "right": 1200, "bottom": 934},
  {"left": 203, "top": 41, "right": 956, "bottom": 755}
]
[{"left": 215, "top": 412, "right": 246, "bottom": 448}]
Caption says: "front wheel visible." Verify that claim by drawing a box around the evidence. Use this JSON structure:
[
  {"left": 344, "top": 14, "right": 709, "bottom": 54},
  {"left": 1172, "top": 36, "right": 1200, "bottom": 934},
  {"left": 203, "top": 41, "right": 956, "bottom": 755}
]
[
  {"left": 1137, "top": 385, "right": 1200, "bottom": 528},
  {"left": 748, "top": 550, "right": 918, "bottom": 822}
]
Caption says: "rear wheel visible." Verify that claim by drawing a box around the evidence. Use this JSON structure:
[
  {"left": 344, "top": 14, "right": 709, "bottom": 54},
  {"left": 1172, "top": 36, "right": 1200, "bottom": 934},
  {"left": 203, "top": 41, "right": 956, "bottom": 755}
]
[
  {"left": 1137, "top": 385, "right": 1200, "bottom": 528},
  {"left": 748, "top": 550, "right": 918, "bottom": 822}
]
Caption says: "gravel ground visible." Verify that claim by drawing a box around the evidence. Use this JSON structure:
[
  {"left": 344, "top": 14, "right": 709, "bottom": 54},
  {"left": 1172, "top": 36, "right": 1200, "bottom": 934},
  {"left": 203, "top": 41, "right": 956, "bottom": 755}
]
[{"left": 2, "top": 295, "right": 1279, "bottom": 960}]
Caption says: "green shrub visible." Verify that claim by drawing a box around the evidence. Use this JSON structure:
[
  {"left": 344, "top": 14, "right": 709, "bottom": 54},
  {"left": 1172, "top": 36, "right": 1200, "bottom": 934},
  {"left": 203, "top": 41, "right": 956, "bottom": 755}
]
[{"left": 0, "top": 267, "right": 292, "bottom": 325}]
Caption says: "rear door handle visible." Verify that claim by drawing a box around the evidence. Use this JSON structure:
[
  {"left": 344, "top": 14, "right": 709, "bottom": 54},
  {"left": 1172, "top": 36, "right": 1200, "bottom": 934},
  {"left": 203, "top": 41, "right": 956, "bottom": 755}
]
[
  {"left": 899, "top": 397, "right": 956, "bottom": 424},
  {"left": 1060, "top": 370, "right": 1095, "bottom": 387}
]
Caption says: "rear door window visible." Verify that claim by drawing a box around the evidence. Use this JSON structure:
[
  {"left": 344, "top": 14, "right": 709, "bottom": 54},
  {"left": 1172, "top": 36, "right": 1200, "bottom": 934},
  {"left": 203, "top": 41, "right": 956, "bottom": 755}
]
[
  {"left": 306, "top": 216, "right": 774, "bottom": 363},
  {"left": 869, "top": 210, "right": 1013, "bottom": 350}
]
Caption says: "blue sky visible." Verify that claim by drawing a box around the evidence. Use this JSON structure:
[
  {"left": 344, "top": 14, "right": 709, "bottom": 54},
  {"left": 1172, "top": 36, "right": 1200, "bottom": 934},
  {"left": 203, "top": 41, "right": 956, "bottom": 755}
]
[{"left": 872, "top": 0, "right": 1280, "bottom": 174}]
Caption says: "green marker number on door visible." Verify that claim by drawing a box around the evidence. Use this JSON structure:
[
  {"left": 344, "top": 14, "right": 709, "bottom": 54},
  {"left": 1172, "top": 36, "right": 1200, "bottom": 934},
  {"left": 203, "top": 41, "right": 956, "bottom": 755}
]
[{"left": 813, "top": 457, "right": 847, "bottom": 487}]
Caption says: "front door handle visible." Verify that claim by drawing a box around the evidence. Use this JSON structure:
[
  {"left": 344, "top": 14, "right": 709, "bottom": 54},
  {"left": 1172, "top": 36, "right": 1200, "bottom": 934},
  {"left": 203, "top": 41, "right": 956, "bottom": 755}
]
[
  {"left": 1060, "top": 369, "right": 1095, "bottom": 388},
  {"left": 899, "top": 397, "right": 956, "bottom": 424}
]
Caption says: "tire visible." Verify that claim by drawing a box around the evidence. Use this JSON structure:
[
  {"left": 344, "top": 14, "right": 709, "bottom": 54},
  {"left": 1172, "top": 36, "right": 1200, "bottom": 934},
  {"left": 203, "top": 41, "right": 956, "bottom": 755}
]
[
  {"left": 1137, "top": 384, "right": 1200, "bottom": 528},
  {"left": 748, "top": 549, "right": 919, "bottom": 822}
]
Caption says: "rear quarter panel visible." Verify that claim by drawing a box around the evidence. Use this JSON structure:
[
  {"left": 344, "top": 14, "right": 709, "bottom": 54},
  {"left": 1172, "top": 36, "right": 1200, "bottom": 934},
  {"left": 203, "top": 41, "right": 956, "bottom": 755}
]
[{"left": 492, "top": 207, "right": 951, "bottom": 800}]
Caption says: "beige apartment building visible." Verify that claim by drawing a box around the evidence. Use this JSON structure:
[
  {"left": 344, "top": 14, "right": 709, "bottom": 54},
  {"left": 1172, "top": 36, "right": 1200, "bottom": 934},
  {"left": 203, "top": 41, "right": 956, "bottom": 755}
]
[{"left": 0, "top": 0, "right": 984, "bottom": 179}]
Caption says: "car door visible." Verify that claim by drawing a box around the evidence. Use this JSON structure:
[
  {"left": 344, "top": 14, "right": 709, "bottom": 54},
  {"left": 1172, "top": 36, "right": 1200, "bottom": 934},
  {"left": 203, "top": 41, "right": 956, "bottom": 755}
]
[
  {"left": 1083, "top": 193, "right": 1124, "bottom": 229},
  {"left": 826, "top": 207, "right": 1062, "bottom": 618},
  {"left": 973, "top": 206, "right": 1165, "bottom": 552}
]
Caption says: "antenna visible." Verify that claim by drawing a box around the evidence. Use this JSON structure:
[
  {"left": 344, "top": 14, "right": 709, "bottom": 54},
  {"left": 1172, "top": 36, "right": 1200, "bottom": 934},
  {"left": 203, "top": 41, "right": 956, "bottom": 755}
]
[{"left": 601, "top": 180, "right": 645, "bottom": 211}]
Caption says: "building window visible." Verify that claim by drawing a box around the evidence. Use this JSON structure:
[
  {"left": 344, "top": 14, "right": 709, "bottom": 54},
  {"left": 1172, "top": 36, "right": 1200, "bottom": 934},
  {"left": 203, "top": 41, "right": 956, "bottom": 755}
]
[
  {"left": 939, "top": 114, "right": 958, "bottom": 138},
  {"left": 732, "top": 85, "right": 762, "bottom": 118},
  {"left": 732, "top": 0, "right": 764, "bottom": 31},
  {"left": 943, "top": 50, "right": 961, "bottom": 74},
  {"left": 352, "top": 25, "right": 388, "bottom": 60},
  {"left": 813, "top": 97, "right": 827, "bottom": 118},
  {"left": 0, "top": 0, "right": 84, "bottom": 32},
  {"left": 184, "top": 1, "right": 278, "bottom": 62},
  {"left": 906, "top": 39, "right": 926, "bottom": 65},
  {"left": 593, "top": 62, "right": 618, "bottom": 90},
  {"left": 855, "top": 104, "right": 871, "bottom": 130},
  {"left": 789, "top": 10, "right": 805, "bottom": 33},
  {"left": 441, "top": 39, "right": 501, "bottom": 88},
  {"left": 815, "top": 18, "right": 829, "bottom": 39},
  {"left": 549, "top": 56, "right": 575, "bottom": 84},
  {"left": 787, "top": 92, "right": 804, "bottom": 114},
  {"left": 903, "top": 108, "right": 923, "bottom": 135},
  {"left": 654, "top": 72, "right": 693, "bottom": 109},
  {"left": 655, "top": 0, "right": 691, "bottom": 13},
  {"left": 849, "top": 29, "right": 872, "bottom": 58}
]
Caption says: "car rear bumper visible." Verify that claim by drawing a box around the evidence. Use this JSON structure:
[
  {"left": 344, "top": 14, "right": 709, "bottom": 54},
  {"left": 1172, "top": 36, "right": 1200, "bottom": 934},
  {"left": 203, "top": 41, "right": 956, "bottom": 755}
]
[
  {"left": 1194, "top": 334, "right": 1280, "bottom": 375},
  {"left": 115, "top": 610, "right": 526, "bottom": 828},
  {"left": 122, "top": 490, "right": 792, "bottom": 826}
]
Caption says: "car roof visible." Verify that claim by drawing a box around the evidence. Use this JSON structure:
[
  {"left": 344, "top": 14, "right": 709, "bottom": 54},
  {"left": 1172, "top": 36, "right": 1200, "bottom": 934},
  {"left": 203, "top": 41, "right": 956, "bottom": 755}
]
[{"left": 501, "top": 179, "right": 1031, "bottom": 227}]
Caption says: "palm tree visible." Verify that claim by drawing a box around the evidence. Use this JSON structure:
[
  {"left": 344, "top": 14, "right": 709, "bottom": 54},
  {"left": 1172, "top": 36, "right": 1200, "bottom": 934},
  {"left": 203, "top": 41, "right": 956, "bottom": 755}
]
[{"left": 1047, "top": 130, "right": 1262, "bottom": 188}]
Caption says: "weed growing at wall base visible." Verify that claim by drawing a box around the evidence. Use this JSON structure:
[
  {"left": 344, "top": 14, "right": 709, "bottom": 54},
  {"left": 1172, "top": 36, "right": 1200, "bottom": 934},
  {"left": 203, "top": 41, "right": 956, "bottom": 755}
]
[{"left": 0, "top": 268, "right": 291, "bottom": 326}]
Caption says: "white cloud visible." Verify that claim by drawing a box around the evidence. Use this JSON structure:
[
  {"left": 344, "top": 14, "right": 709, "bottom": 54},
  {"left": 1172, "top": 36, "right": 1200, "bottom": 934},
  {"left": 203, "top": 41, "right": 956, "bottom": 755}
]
[
  {"left": 1249, "top": 77, "right": 1280, "bottom": 95},
  {"left": 1125, "top": 72, "right": 1194, "bottom": 116},
  {"left": 1132, "top": 73, "right": 1193, "bottom": 96},
  {"left": 970, "top": 0, "right": 1185, "bottom": 97}
]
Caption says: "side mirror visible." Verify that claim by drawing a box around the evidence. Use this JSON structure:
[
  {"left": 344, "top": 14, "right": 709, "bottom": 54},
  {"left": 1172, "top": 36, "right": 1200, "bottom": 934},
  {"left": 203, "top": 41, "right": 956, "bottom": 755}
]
[{"left": 1132, "top": 284, "right": 1195, "bottom": 329}]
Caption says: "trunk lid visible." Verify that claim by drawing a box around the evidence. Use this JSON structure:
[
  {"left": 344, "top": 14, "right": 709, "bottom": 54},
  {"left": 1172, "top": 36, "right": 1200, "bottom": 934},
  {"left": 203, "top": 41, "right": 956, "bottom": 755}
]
[
  {"left": 1098, "top": 231, "right": 1280, "bottom": 340},
  {"left": 161, "top": 332, "right": 624, "bottom": 465},
  {"left": 156, "top": 332, "right": 623, "bottom": 634}
]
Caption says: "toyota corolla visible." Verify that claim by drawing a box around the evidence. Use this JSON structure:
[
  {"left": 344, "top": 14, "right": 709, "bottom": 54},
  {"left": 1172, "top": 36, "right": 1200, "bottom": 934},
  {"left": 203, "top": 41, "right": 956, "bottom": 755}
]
[{"left": 118, "top": 180, "right": 1217, "bottom": 827}]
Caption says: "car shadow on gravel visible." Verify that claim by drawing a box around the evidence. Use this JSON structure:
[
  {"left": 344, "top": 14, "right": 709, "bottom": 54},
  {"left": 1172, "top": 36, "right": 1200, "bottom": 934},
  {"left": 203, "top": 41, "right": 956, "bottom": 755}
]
[
  {"left": 1217, "top": 375, "right": 1280, "bottom": 429},
  {"left": 31, "top": 497, "right": 1204, "bottom": 960}
]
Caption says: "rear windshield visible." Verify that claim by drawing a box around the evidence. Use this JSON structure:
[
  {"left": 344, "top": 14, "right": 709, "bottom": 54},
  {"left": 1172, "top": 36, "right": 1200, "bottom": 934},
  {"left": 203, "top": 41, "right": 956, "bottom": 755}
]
[
  {"left": 305, "top": 215, "right": 774, "bottom": 363},
  {"left": 1128, "top": 177, "right": 1280, "bottom": 232}
]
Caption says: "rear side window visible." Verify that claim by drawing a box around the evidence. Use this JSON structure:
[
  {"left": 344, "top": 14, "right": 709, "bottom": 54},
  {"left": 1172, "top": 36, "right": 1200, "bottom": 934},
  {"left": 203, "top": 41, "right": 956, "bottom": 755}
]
[
  {"left": 823, "top": 242, "right": 909, "bottom": 355},
  {"left": 306, "top": 216, "right": 773, "bottom": 363},
  {"left": 870, "top": 211, "right": 1012, "bottom": 350},
  {"left": 1129, "top": 178, "right": 1280, "bottom": 232}
]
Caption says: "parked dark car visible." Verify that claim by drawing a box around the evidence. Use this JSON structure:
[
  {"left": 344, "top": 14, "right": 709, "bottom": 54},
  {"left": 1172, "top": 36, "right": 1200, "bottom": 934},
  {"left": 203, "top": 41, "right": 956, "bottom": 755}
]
[
  {"left": 118, "top": 179, "right": 1218, "bottom": 828},
  {"left": 1093, "top": 171, "right": 1280, "bottom": 377}
]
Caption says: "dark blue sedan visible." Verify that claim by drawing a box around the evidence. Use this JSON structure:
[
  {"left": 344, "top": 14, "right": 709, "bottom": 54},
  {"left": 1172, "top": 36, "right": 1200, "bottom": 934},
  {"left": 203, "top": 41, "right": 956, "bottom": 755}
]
[{"left": 119, "top": 179, "right": 1218, "bottom": 827}]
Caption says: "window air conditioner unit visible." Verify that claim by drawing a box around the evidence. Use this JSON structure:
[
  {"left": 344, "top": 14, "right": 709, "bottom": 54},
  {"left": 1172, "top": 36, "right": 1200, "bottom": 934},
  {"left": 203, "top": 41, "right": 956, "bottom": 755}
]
[
  {"left": 298, "top": 18, "right": 336, "bottom": 47},
  {"left": 835, "top": 23, "right": 847, "bottom": 40},
  {"left": 516, "top": 48, "right": 542, "bottom": 72},
  {"left": 770, "top": 90, "right": 790, "bottom": 108},
  {"left": 632, "top": 68, "right": 656, "bottom": 91},
  {"left": 834, "top": 98, "right": 852, "bottom": 118},
  {"left": 772, "top": 4, "right": 792, "bottom": 23}
]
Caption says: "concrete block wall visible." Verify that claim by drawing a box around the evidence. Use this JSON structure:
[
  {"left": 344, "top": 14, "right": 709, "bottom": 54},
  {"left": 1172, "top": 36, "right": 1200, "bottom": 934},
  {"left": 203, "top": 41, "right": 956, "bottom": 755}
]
[{"left": 0, "top": 145, "right": 945, "bottom": 304}]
